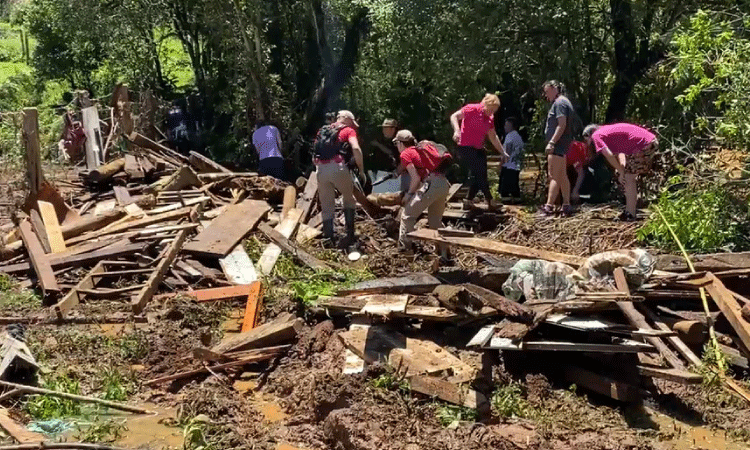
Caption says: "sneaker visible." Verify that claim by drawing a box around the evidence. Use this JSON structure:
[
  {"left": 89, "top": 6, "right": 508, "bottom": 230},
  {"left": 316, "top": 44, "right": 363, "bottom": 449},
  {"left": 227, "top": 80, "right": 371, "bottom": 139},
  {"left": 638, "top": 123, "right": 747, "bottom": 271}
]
[
  {"left": 561, "top": 205, "right": 575, "bottom": 217},
  {"left": 618, "top": 211, "right": 638, "bottom": 222},
  {"left": 539, "top": 204, "right": 556, "bottom": 216}
]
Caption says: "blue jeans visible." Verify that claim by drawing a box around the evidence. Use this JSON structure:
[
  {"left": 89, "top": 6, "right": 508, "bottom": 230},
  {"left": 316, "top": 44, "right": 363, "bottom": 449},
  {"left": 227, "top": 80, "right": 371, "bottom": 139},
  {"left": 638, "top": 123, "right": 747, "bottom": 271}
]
[{"left": 458, "top": 146, "right": 491, "bottom": 201}]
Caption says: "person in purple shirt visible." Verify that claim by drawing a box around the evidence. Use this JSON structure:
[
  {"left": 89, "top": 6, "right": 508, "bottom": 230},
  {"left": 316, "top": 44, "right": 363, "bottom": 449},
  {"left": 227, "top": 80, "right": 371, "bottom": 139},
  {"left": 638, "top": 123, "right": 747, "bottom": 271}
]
[
  {"left": 252, "top": 120, "right": 285, "bottom": 180},
  {"left": 583, "top": 123, "right": 658, "bottom": 221}
]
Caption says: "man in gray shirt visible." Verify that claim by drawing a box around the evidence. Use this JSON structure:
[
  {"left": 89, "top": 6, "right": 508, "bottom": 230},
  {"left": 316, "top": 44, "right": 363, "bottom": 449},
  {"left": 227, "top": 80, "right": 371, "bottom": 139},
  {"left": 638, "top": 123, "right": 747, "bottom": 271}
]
[{"left": 540, "top": 80, "right": 575, "bottom": 216}]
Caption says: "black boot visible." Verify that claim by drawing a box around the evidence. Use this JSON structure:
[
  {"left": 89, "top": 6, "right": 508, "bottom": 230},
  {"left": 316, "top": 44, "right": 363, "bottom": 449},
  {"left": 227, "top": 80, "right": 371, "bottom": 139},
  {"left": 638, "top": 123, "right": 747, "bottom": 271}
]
[
  {"left": 322, "top": 219, "right": 336, "bottom": 247},
  {"left": 340, "top": 208, "right": 356, "bottom": 248}
]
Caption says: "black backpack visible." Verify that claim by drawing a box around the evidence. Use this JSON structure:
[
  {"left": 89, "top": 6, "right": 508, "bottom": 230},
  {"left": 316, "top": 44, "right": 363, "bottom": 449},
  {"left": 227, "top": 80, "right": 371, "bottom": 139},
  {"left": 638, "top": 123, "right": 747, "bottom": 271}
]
[{"left": 313, "top": 124, "right": 350, "bottom": 160}]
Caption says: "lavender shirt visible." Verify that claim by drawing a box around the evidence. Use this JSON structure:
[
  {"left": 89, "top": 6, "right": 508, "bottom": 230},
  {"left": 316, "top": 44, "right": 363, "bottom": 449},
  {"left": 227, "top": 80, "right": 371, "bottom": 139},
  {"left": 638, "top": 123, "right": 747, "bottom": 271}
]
[{"left": 252, "top": 125, "right": 282, "bottom": 160}]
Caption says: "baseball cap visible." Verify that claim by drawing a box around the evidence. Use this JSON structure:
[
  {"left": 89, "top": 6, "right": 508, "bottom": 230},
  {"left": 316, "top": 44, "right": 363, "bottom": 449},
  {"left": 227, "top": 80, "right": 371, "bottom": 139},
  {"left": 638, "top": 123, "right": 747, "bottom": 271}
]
[
  {"left": 392, "top": 129, "right": 415, "bottom": 143},
  {"left": 382, "top": 118, "right": 398, "bottom": 128},
  {"left": 337, "top": 110, "right": 359, "bottom": 128}
]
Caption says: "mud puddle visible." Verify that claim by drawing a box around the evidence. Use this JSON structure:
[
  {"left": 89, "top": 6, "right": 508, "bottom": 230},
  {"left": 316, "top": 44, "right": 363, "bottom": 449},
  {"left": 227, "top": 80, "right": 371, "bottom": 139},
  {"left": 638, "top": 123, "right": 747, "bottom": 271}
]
[
  {"left": 233, "top": 379, "right": 287, "bottom": 423},
  {"left": 648, "top": 409, "right": 747, "bottom": 450},
  {"left": 69, "top": 404, "right": 183, "bottom": 449}
]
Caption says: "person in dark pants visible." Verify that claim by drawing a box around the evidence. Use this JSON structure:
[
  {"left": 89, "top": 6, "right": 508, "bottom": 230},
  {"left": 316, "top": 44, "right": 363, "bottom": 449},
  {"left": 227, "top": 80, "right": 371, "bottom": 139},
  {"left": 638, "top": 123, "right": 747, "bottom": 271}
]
[
  {"left": 252, "top": 120, "right": 285, "bottom": 180},
  {"left": 450, "top": 93, "right": 508, "bottom": 209},
  {"left": 498, "top": 117, "right": 524, "bottom": 201}
]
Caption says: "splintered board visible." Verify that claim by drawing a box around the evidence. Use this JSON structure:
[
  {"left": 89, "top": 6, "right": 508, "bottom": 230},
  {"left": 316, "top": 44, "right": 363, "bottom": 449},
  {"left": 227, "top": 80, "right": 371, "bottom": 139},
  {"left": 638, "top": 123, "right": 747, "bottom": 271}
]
[
  {"left": 183, "top": 200, "right": 270, "bottom": 258},
  {"left": 338, "top": 326, "right": 475, "bottom": 383}
]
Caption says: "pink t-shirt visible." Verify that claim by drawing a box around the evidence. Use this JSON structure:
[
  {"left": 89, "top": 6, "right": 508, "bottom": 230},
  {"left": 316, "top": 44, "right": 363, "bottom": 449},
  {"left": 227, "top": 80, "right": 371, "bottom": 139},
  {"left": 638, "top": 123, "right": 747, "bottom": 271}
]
[
  {"left": 591, "top": 123, "right": 656, "bottom": 156},
  {"left": 459, "top": 103, "right": 494, "bottom": 149}
]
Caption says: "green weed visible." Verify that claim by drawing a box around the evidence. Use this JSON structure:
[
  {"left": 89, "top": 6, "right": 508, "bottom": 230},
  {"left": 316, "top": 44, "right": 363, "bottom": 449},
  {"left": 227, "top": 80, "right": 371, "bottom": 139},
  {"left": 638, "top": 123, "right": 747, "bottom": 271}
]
[
  {"left": 98, "top": 368, "right": 135, "bottom": 402},
  {"left": 243, "top": 236, "right": 264, "bottom": 261},
  {"left": 435, "top": 404, "right": 478, "bottom": 427},
  {"left": 0, "top": 273, "right": 41, "bottom": 309},
  {"left": 74, "top": 417, "right": 127, "bottom": 443},
  {"left": 491, "top": 381, "right": 530, "bottom": 418},
  {"left": 25, "top": 373, "right": 81, "bottom": 420},
  {"left": 108, "top": 331, "right": 149, "bottom": 361},
  {"left": 638, "top": 178, "right": 749, "bottom": 252},
  {"left": 182, "top": 416, "right": 218, "bottom": 450},
  {"left": 370, "top": 372, "right": 409, "bottom": 392}
]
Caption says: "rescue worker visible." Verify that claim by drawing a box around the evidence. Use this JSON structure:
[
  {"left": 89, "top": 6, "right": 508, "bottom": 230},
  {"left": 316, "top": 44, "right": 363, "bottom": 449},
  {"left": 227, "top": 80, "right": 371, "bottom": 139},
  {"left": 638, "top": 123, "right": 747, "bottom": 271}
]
[
  {"left": 395, "top": 130, "right": 453, "bottom": 262},
  {"left": 313, "top": 110, "right": 366, "bottom": 247}
]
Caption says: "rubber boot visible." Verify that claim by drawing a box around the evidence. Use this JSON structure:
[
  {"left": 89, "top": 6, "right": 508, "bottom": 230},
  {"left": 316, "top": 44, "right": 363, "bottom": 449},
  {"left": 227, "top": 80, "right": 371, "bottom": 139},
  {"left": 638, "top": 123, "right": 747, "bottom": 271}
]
[
  {"left": 322, "top": 219, "right": 336, "bottom": 247},
  {"left": 339, "top": 208, "right": 356, "bottom": 249}
]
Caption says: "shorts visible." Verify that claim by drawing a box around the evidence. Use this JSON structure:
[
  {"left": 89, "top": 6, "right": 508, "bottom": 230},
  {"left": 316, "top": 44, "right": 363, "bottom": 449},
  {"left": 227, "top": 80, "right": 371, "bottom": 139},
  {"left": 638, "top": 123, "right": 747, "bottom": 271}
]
[
  {"left": 551, "top": 141, "right": 571, "bottom": 157},
  {"left": 626, "top": 139, "right": 658, "bottom": 175}
]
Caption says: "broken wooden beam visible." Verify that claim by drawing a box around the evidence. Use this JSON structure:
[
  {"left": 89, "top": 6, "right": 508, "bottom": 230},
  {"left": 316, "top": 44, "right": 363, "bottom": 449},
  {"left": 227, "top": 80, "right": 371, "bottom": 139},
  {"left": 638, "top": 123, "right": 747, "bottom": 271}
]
[
  {"left": 212, "top": 312, "right": 303, "bottom": 354},
  {"left": 258, "top": 208, "right": 303, "bottom": 276},
  {"left": 18, "top": 221, "right": 59, "bottom": 298},
  {"left": 297, "top": 173, "right": 318, "bottom": 223},
  {"left": 86, "top": 158, "right": 125, "bottom": 183},
  {"left": 60, "top": 209, "right": 126, "bottom": 240},
  {"left": 257, "top": 222, "right": 330, "bottom": 272},
  {"left": 408, "top": 375, "right": 489, "bottom": 410},
  {"left": 0, "top": 408, "right": 44, "bottom": 444},
  {"left": 703, "top": 273, "right": 750, "bottom": 359},
  {"left": 189, "top": 150, "right": 232, "bottom": 174},
  {"left": 38, "top": 201, "right": 65, "bottom": 253},
  {"left": 22, "top": 108, "right": 43, "bottom": 197},
  {"left": 407, "top": 229, "right": 585, "bottom": 267},
  {"left": 338, "top": 273, "right": 441, "bottom": 296},
  {"left": 145, "top": 350, "right": 281, "bottom": 386},
  {"left": 132, "top": 229, "right": 189, "bottom": 314},
  {"left": 241, "top": 281, "right": 262, "bottom": 333}
]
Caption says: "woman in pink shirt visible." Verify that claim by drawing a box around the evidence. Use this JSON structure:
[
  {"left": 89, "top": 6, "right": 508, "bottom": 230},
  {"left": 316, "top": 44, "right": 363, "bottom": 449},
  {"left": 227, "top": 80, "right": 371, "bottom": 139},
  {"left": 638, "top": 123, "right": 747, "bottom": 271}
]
[
  {"left": 449, "top": 93, "right": 508, "bottom": 208},
  {"left": 582, "top": 123, "right": 658, "bottom": 221}
]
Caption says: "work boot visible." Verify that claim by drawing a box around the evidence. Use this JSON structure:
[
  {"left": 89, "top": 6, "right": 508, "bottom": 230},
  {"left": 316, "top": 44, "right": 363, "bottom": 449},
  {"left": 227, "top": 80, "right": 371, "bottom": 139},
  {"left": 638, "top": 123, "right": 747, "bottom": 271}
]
[
  {"left": 322, "top": 219, "right": 336, "bottom": 247},
  {"left": 339, "top": 208, "right": 356, "bottom": 248}
]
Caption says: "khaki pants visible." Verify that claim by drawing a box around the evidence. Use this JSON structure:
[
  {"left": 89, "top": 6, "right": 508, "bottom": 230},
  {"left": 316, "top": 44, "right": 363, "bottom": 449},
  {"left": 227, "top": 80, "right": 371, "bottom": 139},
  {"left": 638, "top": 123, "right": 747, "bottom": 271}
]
[
  {"left": 399, "top": 174, "right": 450, "bottom": 249},
  {"left": 317, "top": 161, "right": 356, "bottom": 221}
]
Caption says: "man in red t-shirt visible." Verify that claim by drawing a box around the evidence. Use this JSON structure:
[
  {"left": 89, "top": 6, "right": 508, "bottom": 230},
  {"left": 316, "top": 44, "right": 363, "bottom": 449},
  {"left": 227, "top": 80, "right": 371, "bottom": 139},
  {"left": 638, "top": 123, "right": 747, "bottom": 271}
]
[
  {"left": 394, "top": 130, "right": 452, "bottom": 261},
  {"left": 314, "top": 110, "right": 365, "bottom": 247},
  {"left": 450, "top": 93, "right": 508, "bottom": 208}
]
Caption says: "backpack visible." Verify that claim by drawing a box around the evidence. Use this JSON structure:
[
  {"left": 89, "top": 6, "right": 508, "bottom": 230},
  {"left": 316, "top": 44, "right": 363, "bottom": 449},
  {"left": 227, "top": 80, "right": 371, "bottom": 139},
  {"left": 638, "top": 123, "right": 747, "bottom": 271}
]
[
  {"left": 416, "top": 140, "right": 454, "bottom": 174},
  {"left": 313, "top": 124, "right": 350, "bottom": 161}
]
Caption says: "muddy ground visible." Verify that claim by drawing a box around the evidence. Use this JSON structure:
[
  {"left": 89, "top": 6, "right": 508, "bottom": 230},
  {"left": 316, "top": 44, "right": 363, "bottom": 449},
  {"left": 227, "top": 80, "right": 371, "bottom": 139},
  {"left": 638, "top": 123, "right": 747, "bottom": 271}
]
[{"left": 1, "top": 167, "right": 750, "bottom": 450}]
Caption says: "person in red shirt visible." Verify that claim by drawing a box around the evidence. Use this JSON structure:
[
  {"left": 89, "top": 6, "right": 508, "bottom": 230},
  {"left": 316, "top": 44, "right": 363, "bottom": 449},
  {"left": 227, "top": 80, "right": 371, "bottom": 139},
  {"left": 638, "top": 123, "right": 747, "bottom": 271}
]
[
  {"left": 583, "top": 123, "right": 658, "bottom": 220},
  {"left": 395, "top": 130, "right": 452, "bottom": 261},
  {"left": 314, "top": 110, "right": 366, "bottom": 246},
  {"left": 450, "top": 93, "right": 508, "bottom": 208},
  {"left": 565, "top": 140, "right": 593, "bottom": 203}
]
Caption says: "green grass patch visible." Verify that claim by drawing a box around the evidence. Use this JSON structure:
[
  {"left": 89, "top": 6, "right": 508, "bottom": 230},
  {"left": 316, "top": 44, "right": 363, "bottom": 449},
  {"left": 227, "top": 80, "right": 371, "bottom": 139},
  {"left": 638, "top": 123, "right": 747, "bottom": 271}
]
[
  {"left": 98, "top": 368, "right": 135, "bottom": 402},
  {"left": 370, "top": 372, "right": 410, "bottom": 392},
  {"left": 491, "top": 381, "right": 530, "bottom": 418},
  {"left": 25, "top": 372, "right": 82, "bottom": 420},
  {"left": 0, "top": 273, "right": 41, "bottom": 310}
]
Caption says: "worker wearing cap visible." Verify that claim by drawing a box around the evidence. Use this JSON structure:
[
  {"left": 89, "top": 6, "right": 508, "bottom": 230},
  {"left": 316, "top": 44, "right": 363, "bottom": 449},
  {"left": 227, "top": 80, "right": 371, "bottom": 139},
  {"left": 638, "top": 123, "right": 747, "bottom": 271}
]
[
  {"left": 395, "top": 129, "right": 452, "bottom": 261},
  {"left": 371, "top": 118, "right": 412, "bottom": 192},
  {"left": 314, "top": 110, "right": 366, "bottom": 247}
]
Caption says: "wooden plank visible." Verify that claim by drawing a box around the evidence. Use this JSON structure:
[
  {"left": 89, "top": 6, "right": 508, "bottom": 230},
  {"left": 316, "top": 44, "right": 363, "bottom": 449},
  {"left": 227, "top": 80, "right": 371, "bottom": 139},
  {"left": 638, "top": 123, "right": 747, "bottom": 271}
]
[
  {"left": 545, "top": 314, "right": 676, "bottom": 338},
  {"left": 408, "top": 229, "right": 585, "bottom": 267},
  {"left": 257, "top": 222, "right": 330, "bottom": 271},
  {"left": 636, "top": 365, "right": 703, "bottom": 384},
  {"left": 145, "top": 352, "right": 279, "bottom": 386},
  {"left": 361, "top": 295, "right": 409, "bottom": 315},
  {"left": 132, "top": 229, "right": 189, "bottom": 314},
  {"left": 29, "top": 209, "right": 51, "bottom": 254},
  {"left": 148, "top": 196, "right": 209, "bottom": 215},
  {"left": 704, "top": 273, "right": 750, "bottom": 359},
  {"left": 81, "top": 105, "right": 103, "bottom": 169},
  {"left": 562, "top": 366, "right": 642, "bottom": 402},
  {"left": 339, "top": 326, "right": 475, "bottom": 383},
  {"left": 66, "top": 207, "right": 192, "bottom": 246},
  {"left": 219, "top": 244, "right": 257, "bottom": 285},
  {"left": 124, "top": 154, "right": 143, "bottom": 179},
  {"left": 485, "top": 337, "right": 655, "bottom": 353},
  {"left": 438, "top": 228, "right": 474, "bottom": 238},
  {"left": 18, "top": 221, "right": 59, "bottom": 297},
  {"left": 297, "top": 172, "right": 318, "bottom": 223},
  {"left": 657, "top": 252, "right": 750, "bottom": 273},
  {"left": 258, "top": 208, "right": 304, "bottom": 276},
  {"left": 183, "top": 199, "right": 270, "bottom": 258},
  {"left": 462, "top": 284, "right": 534, "bottom": 322},
  {"left": 408, "top": 375, "right": 488, "bottom": 410},
  {"left": 38, "top": 201, "right": 66, "bottom": 253},
  {"left": 186, "top": 284, "right": 252, "bottom": 303},
  {"left": 212, "top": 313, "right": 303, "bottom": 354},
  {"left": 22, "top": 108, "right": 43, "bottom": 196},
  {"left": 614, "top": 268, "right": 687, "bottom": 370},
  {"left": 53, "top": 261, "right": 106, "bottom": 318},
  {"left": 445, "top": 183, "right": 462, "bottom": 203},
  {"left": 189, "top": 150, "right": 232, "bottom": 173},
  {"left": 0, "top": 408, "right": 45, "bottom": 443},
  {"left": 0, "top": 241, "right": 146, "bottom": 275},
  {"left": 113, "top": 186, "right": 133, "bottom": 206},
  {"left": 240, "top": 281, "right": 262, "bottom": 333},
  {"left": 338, "top": 273, "right": 441, "bottom": 296},
  {"left": 60, "top": 209, "right": 125, "bottom": 239}
]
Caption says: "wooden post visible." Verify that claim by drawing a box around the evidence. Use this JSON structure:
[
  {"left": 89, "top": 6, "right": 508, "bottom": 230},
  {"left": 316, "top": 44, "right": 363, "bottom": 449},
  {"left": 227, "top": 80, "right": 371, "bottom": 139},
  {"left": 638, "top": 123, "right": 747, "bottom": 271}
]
[
  {"left": 22, "top": 108, "right": 43, "bottom": 197},
  {"left": 81, "top": 106, "right": 103, "bottom": 169}
]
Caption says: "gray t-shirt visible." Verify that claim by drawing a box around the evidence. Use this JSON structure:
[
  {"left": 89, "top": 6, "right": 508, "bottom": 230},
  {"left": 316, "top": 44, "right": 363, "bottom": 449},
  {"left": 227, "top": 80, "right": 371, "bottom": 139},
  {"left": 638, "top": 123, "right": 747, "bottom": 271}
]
[
  {"left": 502, "top": 130, "right": 524, "bottom": 171},
  {"left": 545, "top": 95, "right": 574, "bottom": 154}
]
